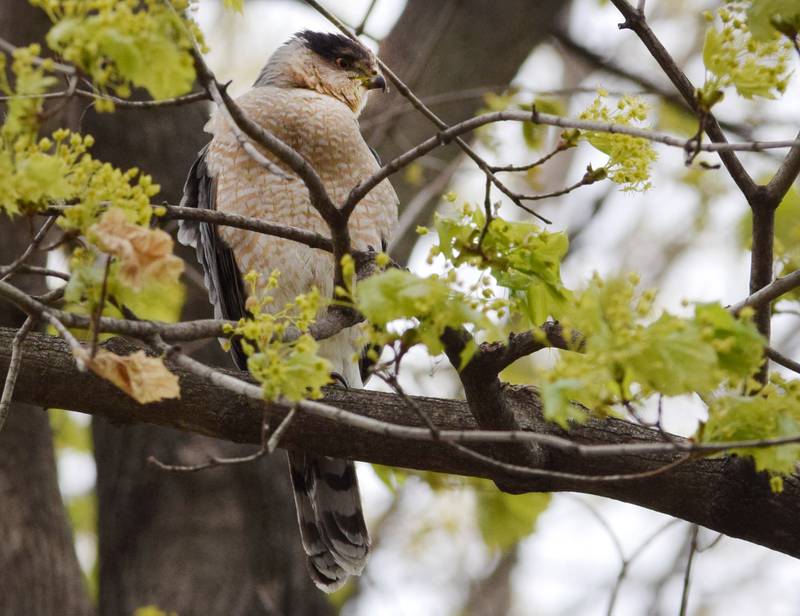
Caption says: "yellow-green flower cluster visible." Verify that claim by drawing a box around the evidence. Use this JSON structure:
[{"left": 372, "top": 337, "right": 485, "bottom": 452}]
[
  {"left": 432, "top": 203, "right": 570, "bottom": 326},
  {"left": 30, "top": 0, "right": 204, "bottom": 106},
  {"left": 703, "top": 375, "right": 800, "bottom": 491},
  {"left": 227, "top": 271, "right": 333, "bottom": 402},
  {"left": 701, "top": 2, "right": 793, "bottom": 103},
  {"left": 51, "top": 129, "right": 159, "bottom": 231},
  {"left": 540, "top": 275, "right": 765, "bottom": 428},
  {"left": 354, "top": 266, "right": 499, "bottom": 368},
  {"left": 1, "top": 124, "right": 158, "bottom": 226},
  {"left": 0, "top": 44, "right": 57, "bottom": 140},
  {"left": 578, "top": 92, "right": 658, "bottom": 192}
]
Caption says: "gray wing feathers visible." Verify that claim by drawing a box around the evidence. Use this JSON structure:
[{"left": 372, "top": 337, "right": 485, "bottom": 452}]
[
  {"left": 288, "top": 451, "right": 370, "bottom": 591},
  {"left": 178, "top": 146, "right": 249, "bottom": 369}
]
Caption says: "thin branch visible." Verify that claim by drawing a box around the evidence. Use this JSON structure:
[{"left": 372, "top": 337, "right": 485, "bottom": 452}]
[
  {"left": 449, "top": 441, "right": 694, "bottom": 483},
  {"left": 354, "top": 0, "right": 378, "bottom": 35},
  {"left": 89, "top": 255, "right": 111, "bottom": 359},
  {"left": 552, "top": 30, "right": 758, "bottom": 144},
  {"left": 517, "top": 165, "right": 603, "bottom": 202},
  {"left": 147, "top": 406, "right": 296, "bottom": 472},
  {"left": 0, "top": 278, "right": 363, "bottom": 344},
  {"left": 730, "top": 268, "right": 800, "bottom": 314},
  {"left": 679, "top": 525, "right": 700, "bottom": 616},
  {"left": 766, "top": 346, "right": 800, "bottom": 375},
  {"left": 204, "top": 78, "right": 288, "bottom": 179},
  {"left": 766, "top": 129, "right": 800, "bottom": 203},
  {"left": 8, "top": 265, "right": 71, "bottom": 282},
  {"left": 0, "top": 216, "right": 57, "bottom": 281},
  {"left": 490, "top": 141, "right": 572, "bottom": 173},
  {"left": 186, "top": 43, "right": 352, "bottom": 285},
  {"left": 152, "top": 336, "right": 705, "bottom": 484},
  {"left": 387, "top": 154, "right": 464, "bottom": 257},
  {"left": 606, "top": 518, "right": 679, "bottom": 616},
  {"left": 74, "top": 88, "right": 208, "bottom": 108},
  {"left": 159, "top": 204, "right": 334, "bottom": 252},
  {"left": 41, "top": 311, "right": 86, "bottom": 371},
  {"left": 0, "top": 317, "right": 35, "bottom": 433}
]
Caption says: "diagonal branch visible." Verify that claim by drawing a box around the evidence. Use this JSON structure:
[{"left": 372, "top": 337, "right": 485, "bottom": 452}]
[
  {"left": 608, "top": 0, "right": 758, "bottom": 201},
  {"left": 766, "top": 129, "right": 800, "bottom": 204}
]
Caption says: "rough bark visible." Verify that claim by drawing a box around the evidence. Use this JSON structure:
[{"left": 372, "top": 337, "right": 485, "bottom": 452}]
[
  {"left": 0, "top": 1, "right": 93, "bottom": 613},
  {"left": 0, "top": 244, "right": 93, "bottom": 616},
  {"left": 363, "top": 0, "right": 566, "bottom": 263},
  {"left": 3, "top": 329, "right": 798, "bottom": 563}
]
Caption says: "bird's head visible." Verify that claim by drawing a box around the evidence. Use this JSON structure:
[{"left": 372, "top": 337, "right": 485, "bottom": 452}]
[{"left": 255, "top": 30, "right": 386, "bottom": 115}]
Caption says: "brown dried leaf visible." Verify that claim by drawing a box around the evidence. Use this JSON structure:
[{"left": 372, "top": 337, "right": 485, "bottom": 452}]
[
  {"left": 77, "top": 348, "right": 180, "bottom": 404},
  {"left": 90, "top": 208, "right": 184, "bottom": 290}
]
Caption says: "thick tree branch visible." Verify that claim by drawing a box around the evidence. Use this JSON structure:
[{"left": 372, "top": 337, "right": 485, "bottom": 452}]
[{"left": 4, "top": 328, "right": 800, "bottom": 560}]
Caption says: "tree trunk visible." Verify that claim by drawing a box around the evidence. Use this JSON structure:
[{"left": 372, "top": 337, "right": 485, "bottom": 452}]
[
  {"left": 0, "top": 222, "right": 94, "bottom": 616},
  {"left": 0, "top": 2, "right": 93, "bottom": 613}
]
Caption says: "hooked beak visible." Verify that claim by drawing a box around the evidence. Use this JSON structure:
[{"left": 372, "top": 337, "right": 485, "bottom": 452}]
[{"left": 367, "top": 74, "right": 387, "bottom": 92}]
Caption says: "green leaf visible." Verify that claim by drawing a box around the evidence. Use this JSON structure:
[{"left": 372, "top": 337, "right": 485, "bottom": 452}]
[
  {"left": 746, "top": 0, "right": 800, "bottom": 42},
  {"left": 694, "top": 303, "right": 764, "bottom": 379},
  {"left": 38, "top": 0, "right": 200, "bottom": 101},
  {"left": 476, "top": 483, "right": 551, "bottom": 551},
  {"left": 541, "top": 378, "right": 588, "bottom": 428},
  {"left": 627, "top": 314, "right": 719, "bottom": 396},
  {"left": 703, "top": 376, "right": 800, "bottom": 481},
  {"left": 355, "top": 268, "right": 492, "bottom": 357}
]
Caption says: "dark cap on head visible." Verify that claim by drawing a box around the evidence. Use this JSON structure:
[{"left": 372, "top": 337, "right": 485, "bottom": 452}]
[{"left": 296, "top": 30, "right": 371, "bottom": 64}]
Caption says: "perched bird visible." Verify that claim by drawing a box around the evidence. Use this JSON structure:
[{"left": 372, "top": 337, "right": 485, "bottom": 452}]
[{"left": 178, "top": 31, "right": 398, "bottom": 591}]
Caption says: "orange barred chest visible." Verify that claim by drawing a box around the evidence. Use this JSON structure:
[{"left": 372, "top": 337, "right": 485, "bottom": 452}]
[{"left": 206, "top": 86, "right": 397, "bottom": 309}]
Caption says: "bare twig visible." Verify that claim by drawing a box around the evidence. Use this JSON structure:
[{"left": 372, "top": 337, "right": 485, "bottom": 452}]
[
  {"left": 376, "top": 371, "right": 441, "bottom": 439},
  {"left": 679, "top": 525, "right": 700, "bottom": 616},
  {"left": 606, "top": 518, "right": 679, "bottom": 616},
  {"left": 0, "top": 317, "right": 35, "bottom": 433},
  {"left": 147, "top": 407, "right": 296, "bottom": 472},
  {"left": 159, "top": 204, "right": 334, "bottom": 252},
  {"left": 766, "top": 129, "right": 800, "bottom": 203},
  {"left": 0, "top": 216, "right": 57, "bottom": 281},
  {"left": 0, "top": 278, "right": 362, "bottom": 344},
  {"left": 89, "top": 255, "right": 111, "bottom": 359},
  {"left": 766, "top": 346, "right": 800, "bottom": 375},
  {"left": 8, "top": 265, "right": 71, "bottom": 282},
  {"left": 490, "top": 140, "right": 572, "bottom": 173},
  {"left": 354, "top": 0, "right": 378, "bottom": 35},
  {"left": 449, "top": 441, "right": 694, "bottom": 483},
  {"left": 301, "top": 0, "right": 552, "bottom": 225},
  {"left": 730, "top": 268, "right": 800, "bottom": 314}
]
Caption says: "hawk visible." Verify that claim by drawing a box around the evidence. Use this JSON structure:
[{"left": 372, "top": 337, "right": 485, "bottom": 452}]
[{"left": 178, "top": 31, "right": 398, "bottom": 591}]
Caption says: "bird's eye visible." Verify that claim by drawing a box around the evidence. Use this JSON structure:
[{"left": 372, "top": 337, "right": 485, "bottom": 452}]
[{"left": 336, "top": 57, "right": 352, "bottom": 70}]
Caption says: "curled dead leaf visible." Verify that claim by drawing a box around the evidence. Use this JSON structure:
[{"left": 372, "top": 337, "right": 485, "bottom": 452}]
[
  {"left": 90, "top": 208, "right": 184, "bottom": 290},
  {"left": 76, "top": 348, "right": 180, "bottom": 404}
]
